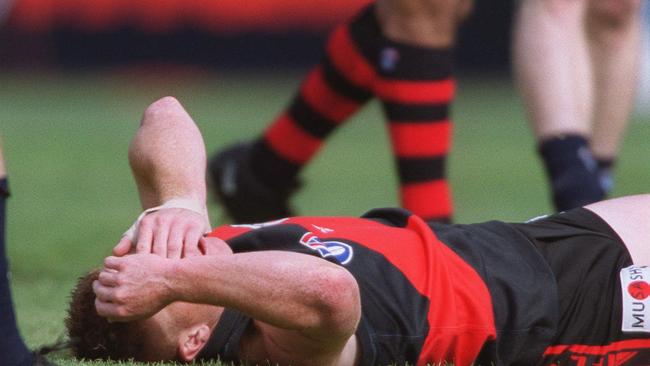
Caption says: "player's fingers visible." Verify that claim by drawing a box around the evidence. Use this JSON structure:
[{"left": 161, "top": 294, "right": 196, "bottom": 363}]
[
  {"left": 94, "top": 298, "right": 122, "bottom": 320},
  {"left": 103, "top": 256, "right": 123, "bottom": 270},
  {"left": 167, "top": 224, "right": 184, "bottom": 259},
  {"left": 152, "top": 225, "right": 169, "bottom": 257},
  {"left": 98, "top": 270, "right": 119, "bottom": 287},
  {"left": 94, "top": 298, "right": 111, "bottom": 317},
  {"left": 183, "top": 230, "right": 203, "bottom": 257},
  {"left": 135, "top": 220, "right": 154, "bottom": 254},
  {"left": 112, "top": 236, "right": 132, "bottom": 257},
  {"left": 92, "top": 280, "right": 115, "bottom": 303}
]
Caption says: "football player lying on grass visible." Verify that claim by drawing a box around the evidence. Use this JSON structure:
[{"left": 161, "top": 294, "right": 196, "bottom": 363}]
[{"left": 67, "top": 97, "right": 650, "bottom": 366}]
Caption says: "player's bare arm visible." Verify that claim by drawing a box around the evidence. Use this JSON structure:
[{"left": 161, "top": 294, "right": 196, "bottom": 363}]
[
  {"left": 113, "top": 97, "right": 211, "bottom": 258},
  {"left": 94, "top": 245, "right": 361, "bottom": 365},
  {"left": 128, "top": 96, "right": 207, "bottom": 209},
  {"left": 98, "top": 97, "right": 361, "bottom": 364}
]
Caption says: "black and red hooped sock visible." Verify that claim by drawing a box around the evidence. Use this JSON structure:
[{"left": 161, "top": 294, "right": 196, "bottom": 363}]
[
  {"left": 249, "top": 8, "right": 375, "bottom": 191},
  {"left": 349, "top": 7, "right": 455, "bottom": 222},
  {"left": 250, "top": 5, "right": 455, "bottom": 222}
]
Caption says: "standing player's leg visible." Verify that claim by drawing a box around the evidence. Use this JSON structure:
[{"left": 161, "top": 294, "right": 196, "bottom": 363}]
[
  {"left": 587, "top": 0, "right": 642, "bottom": 193},
  {"left": 513, "top": 0, "right": 642, "bottom": 212},
  {"left": 376, "top": 0, "right": 471, "bottom": 222},
  {"left": 211, "top": 0, "right": 471, "bottom": 224},
  {"left": 513, "top": 0, "right": 603, "bottom": 212},
  {"left": 209, "top": 6, "right": 376, "bottom": 223},
  {"left": 0, "top": 140, "right": 33, "bottom": 366}
]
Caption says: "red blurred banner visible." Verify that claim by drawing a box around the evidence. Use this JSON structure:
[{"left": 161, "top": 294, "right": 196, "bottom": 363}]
[{"left": 9, "top": 0, "right": 372, "bottom": 33}]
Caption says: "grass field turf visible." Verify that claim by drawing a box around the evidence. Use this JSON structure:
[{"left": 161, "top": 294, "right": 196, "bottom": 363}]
[{"left": 1, "top": 71, "right": 649, "bottom": 365}]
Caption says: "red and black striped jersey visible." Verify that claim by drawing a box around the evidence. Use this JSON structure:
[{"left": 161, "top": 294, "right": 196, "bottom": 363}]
[{"left": 202, "top": 207, "right": 559, "bottom": 365}]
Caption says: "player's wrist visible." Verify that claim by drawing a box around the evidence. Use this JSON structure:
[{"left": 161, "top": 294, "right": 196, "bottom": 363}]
[
  {"left": 123, "top": 197, "right": 211, "bottom": 242},
  {"left": 163, "top": 259, "right": 186, "bottom": 303},
  {"left": 165, "top": 256, "right": 225, "bottom": 306},
  {"left": 153, "top": 197, "right": 207, "bottom": 217},
  {"left": 163, "top": 257, "right": 209, "bottom": 304}
]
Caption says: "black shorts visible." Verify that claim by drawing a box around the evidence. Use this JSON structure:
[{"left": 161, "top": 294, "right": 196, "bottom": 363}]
[{"left": 511, "top": 208, "right": 650, "bottom": 364}]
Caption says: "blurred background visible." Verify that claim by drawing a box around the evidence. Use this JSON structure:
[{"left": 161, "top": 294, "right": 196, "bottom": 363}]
[
  {"left": 1, "top": 0, "right": 647, "bottom": 112},
  {"left": 0, "top": 0, "right": 516, "bottom": 71},
  {"left": 0, "top": 1, "right": 648, "bottom": 363}
]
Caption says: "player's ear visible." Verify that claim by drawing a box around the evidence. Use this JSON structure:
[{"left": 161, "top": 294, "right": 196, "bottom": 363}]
[{"left": 177, "top": 323, "right": 211, "bottom": 361}]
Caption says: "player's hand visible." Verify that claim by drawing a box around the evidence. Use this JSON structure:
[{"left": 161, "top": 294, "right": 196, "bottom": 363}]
[
  {"left": 199, "top": 237, "right": 234, "bottom": 257},
  {"left": 93, "top": 254, "right": 175, "bottom": 322},
  {"left": 113, "top": 208, "right": 209, "bottom": 259}
]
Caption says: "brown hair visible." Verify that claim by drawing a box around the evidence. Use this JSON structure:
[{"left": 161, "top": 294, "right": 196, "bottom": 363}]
[{"left": 66, "top": 269, "right": 149, "bottom": 361}]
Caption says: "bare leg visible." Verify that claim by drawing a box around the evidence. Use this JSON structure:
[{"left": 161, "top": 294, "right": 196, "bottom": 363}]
[
  {"left": 376, "top": 0, "right": 472, "bottom": 48},
  {"left": 513, "top": 0, "right": 643, "bottom": 211},
  {"left": 514, "top": 0, "right": 601, "bottom": 213},
  {"left": 587, "top": 0, "right": 642, "bottom": 160},
  {"left": 513, "top": 0, "right": 593, "bottom": 139},
  {"left": 585, "top": 195, "right": 650, "bottom": 264}
]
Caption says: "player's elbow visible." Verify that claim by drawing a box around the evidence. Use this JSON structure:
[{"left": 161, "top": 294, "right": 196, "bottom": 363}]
[
  {"left": 309, "top": 267, "right": 361, "bottom": 338},
  {"left": 141, "top": 96, "right": 183, "bottom": 127}
]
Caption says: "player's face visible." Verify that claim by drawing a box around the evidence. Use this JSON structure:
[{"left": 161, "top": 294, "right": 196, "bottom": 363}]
[
  {"left": 130, "top": 314, "right": 178, "bottom": 362},
  {"left": 139, "top": 302, "right": 222, "bottom": 361}
]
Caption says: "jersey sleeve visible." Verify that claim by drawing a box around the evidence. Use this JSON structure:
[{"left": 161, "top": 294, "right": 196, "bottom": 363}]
[{"left": 207, "top": 219, "right": 354, "bottom": 265}]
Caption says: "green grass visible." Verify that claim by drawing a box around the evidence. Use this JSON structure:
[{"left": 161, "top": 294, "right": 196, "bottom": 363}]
[{"left": 1, "top": 71, "right": 649, "bottom": 365}]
